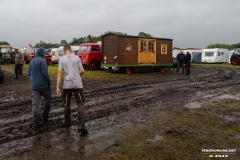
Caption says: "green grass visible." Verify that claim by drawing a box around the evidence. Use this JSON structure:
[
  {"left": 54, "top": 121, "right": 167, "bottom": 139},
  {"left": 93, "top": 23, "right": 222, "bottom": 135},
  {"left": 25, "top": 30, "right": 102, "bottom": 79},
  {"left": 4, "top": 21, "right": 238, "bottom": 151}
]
[
  {"left": 23, "top": 64, "right": 128, "bottom": 80},
  {"left": 93, "top": 97, "right": 240, "bottom": 160}
]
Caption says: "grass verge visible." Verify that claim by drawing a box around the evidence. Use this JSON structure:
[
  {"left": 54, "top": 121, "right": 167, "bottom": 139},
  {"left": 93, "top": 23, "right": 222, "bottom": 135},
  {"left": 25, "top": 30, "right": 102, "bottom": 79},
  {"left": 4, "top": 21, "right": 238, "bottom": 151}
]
[{"left": 92, "top": 95, "right": 240, "bottom": 160}]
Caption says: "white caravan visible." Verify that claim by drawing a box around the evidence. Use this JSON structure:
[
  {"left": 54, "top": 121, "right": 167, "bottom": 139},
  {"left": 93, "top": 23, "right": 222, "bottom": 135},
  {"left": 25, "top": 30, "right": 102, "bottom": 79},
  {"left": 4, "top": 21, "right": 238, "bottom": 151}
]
[
  {"left": 201, "top": 48, "right": 229, "bottom": 63},
  {"left": 183, "top": 50, "right": 203, "bottom": 63},
  {"left": 50, "top": 48, "right": 60, "bottom": 63},
  {"left": 58, "top": 45, "right": 80, "bottom": 57}
]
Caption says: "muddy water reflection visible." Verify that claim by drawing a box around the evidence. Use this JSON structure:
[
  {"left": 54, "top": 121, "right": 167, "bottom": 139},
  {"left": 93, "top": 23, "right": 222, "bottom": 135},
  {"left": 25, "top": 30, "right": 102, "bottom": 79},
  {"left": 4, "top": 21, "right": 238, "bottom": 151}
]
[{"left": 184, "top": 102, "right": 202, "bottom": 109}]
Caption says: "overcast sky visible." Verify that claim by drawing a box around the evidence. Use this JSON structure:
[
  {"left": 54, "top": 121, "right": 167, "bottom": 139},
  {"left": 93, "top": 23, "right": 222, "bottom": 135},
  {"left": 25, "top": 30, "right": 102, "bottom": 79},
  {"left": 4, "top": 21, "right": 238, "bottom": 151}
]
[{"left": 1, "top": 0, "right": 239, "bottom": 48}]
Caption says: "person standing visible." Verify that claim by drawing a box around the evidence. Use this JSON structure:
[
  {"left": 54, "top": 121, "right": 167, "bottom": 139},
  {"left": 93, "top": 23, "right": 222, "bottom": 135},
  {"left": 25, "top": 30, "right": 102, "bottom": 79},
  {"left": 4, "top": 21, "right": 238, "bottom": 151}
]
[
  {"left": 28, "top": 48, "right": 51, "bottom": 130},
  {"left": 56, "top": 44, "right": 88, "bottom": 135},
  {"left": 176, "top": 51, "right": 185, "bottom": 74},
  {"left": 185, "top": 52, "right": 191, "bottom": 75},
  {"left": 14, "top": 49, "right": 24, "bottom": 79}
]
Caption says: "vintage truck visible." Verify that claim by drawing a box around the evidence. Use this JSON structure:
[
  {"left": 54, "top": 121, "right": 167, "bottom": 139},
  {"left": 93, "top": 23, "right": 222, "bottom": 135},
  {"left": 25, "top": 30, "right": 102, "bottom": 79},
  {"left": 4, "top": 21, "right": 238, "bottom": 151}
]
[
  {"left": 230, "top": 52, "right": 240, "bottom": 65},
  {"left": 0, "top": 45, "right": 13, "bottom": 64},
  {"left": 0, "top": 53, "right": 4, "bottom": 83},
  {"left": 77, "top": 43, "right": 101, "bottom": 70},
  {"left": 23, "top": 47, "right": 52, "bottom": 65}
]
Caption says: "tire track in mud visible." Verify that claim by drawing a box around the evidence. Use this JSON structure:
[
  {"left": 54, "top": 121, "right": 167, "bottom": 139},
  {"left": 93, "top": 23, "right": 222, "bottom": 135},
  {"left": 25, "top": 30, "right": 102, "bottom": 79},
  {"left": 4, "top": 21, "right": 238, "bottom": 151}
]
[{"left": 0, "top": 67, "right": 240, "bottom": 145}]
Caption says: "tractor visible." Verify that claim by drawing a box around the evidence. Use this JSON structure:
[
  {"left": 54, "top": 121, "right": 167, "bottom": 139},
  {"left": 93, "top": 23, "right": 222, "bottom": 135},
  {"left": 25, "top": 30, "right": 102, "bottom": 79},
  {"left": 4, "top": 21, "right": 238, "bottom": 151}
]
[
  {"left": 0, "top": 45, "right": 12, "bottom": 64},
  {"left": 230, "top": 53, "right": 240, "bottom": 65},
  {"left": 0, "top": 52, "right": 4, "bottom": 83}
]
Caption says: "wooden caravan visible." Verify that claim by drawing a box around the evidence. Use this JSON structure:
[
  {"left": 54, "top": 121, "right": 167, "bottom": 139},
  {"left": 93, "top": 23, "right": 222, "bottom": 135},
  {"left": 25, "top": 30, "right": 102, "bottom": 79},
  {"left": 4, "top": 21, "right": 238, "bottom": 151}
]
[{"left": 101, "top": 34, "right": 173, "bottom": 72}]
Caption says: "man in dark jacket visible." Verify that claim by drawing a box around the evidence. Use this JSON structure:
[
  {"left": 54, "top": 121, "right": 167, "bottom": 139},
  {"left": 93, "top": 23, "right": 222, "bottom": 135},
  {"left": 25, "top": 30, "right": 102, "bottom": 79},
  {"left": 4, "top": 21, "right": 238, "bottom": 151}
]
[
  {"left": 185, "top": 52, "right": 191, "bottom": 75},
  {"left": 176, "top": 51, "right": 185, "bottom": 74},
  {"left": 28, "top": 48, "right": 51, "bottom": 130},
  {"left": 14, "top": 49, "right": 24, "bottom": 79}
]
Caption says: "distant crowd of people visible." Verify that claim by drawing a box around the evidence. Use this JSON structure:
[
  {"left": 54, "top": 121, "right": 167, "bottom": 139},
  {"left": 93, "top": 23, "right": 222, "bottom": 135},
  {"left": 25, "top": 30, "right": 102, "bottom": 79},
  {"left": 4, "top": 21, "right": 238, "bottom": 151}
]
[{"left": 176, "top": 51, "right": 191, "bottom": 75}]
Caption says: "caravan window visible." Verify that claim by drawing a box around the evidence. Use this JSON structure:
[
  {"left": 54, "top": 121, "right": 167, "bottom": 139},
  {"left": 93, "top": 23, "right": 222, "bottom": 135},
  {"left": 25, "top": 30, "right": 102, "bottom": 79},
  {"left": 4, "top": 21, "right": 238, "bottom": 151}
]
[
  {"left": 218, "top": 52, "right": 220, "bottom": 56},
  {"left": 205, "top": 52, "right": 214, "bottom": 57},
  {"left": 221, "top": 52, "right": 224, "bottom": 55}
]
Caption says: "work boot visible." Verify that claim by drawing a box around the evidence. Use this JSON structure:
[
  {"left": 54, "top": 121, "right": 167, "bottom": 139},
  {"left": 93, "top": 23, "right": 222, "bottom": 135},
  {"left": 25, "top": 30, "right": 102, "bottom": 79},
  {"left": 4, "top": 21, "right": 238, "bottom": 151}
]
[
  {"left": 78, "top": 128, "right": 88, "bottom": 136},
  {"left": 78, "top": 120, "right": 88, "bottom": 136}
]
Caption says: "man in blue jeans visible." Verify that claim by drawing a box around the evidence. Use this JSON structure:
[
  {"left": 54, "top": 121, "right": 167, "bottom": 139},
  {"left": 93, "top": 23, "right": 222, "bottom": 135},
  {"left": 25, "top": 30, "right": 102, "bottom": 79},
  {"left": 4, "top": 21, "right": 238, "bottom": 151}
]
[{"left": 28, "top": 48, "right": 51, "bottom": 130}]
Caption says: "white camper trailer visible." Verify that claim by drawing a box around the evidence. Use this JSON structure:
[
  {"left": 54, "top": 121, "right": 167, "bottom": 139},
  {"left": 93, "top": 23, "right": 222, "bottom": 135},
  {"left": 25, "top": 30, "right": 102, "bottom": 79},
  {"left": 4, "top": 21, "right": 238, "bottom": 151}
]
[
  {"left": 50, "top": 48, "right": 60, "bottom": 63},
  {"left": 183, "top": 50, "right": 203, "bottom": 63},
  {"left": 201, "top": 48, "right": 229, "bottom": 63},
  {"left": 58, "top": 45, "right": 80, "bottom": 57}
]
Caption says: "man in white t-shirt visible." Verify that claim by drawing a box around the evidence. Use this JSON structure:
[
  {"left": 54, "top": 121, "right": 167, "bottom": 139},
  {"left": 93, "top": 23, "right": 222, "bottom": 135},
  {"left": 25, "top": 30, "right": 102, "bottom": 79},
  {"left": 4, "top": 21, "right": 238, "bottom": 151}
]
[{"left": 56, "top": 44, "right": 88, "bottom": 135}]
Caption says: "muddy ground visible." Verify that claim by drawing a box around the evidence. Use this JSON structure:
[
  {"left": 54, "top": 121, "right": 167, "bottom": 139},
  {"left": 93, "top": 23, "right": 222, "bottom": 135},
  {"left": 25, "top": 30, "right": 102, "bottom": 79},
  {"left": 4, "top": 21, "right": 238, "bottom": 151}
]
[{"left": 0, "top": 64, "right": 239, "bottom": 160}]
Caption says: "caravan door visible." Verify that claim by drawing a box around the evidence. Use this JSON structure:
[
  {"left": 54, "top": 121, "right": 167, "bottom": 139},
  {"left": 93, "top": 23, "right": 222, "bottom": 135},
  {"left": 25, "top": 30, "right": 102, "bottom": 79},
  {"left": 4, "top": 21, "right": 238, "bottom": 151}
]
[{"left": 138, "top": 39, "right": 156, "bottom": 64}]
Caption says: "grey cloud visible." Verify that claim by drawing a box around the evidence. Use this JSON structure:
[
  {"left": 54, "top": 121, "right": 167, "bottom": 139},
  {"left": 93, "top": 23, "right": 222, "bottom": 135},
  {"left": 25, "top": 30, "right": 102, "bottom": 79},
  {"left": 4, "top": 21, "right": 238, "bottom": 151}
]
[{"left": 0, "top": 0, "right": 239, "bottom": 48}]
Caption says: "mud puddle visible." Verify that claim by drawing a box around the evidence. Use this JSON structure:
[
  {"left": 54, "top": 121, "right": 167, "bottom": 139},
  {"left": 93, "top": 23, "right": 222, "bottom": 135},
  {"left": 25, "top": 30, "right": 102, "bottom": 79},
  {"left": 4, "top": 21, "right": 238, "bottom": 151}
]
[
  {"left": 215, "top": 94, "right": 240, "bottom": 100},
  {"left": 1, "top": 66, "right": 240, "bottom": 159},
  {"left": 184, "top": 101, "right": 202, "bottom": 109},
  {"left": 146, "top": 134, "right": 163, "bottom": 142}
]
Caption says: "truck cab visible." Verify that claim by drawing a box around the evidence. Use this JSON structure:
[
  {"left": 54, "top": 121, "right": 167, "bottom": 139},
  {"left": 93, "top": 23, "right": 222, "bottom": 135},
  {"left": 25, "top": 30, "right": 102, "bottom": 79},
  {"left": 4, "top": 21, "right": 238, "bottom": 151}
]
[{"left": 77, "top": 43, "right": 101, "bottom": 70}]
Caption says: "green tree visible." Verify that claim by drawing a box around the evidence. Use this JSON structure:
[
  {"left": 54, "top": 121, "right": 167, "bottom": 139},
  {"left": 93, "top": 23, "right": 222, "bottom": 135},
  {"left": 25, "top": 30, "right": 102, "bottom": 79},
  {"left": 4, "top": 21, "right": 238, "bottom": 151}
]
[
  {"left": 206, "top": 43, "right": 234, "bottom": 50},
  {"left": 138, "top": 32, "right": 153, "bottom": 38},
  {"left": 0, "top": 41, "right": 10, "bottom": 45},
  {"left": 102, "top": 30, "right": 127, "bottom": 36},
  {"left": 60, "top": 40, "right": 68, "bottom": 45},
  {"left": 70, "top": 38, "right": 80, "bottom": 45}
]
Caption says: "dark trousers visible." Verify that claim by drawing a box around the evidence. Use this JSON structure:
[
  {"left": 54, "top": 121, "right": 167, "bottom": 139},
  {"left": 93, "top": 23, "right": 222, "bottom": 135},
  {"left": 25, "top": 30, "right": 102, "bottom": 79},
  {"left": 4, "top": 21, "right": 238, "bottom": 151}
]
[
  {"left": 62, "top": 89, "right": 85, "bottom": 129},
  {"left": 177, "top": 61, "right": 185, "bottom": 74},
  {"left": 31, "top": 86, "right": 51, "bottom": 127},
  {"left": 15, "top": 64, "right": 23, "bottom": 77},
  {"left": 185, "top": 63, "right": 191, "bottom": 75}
]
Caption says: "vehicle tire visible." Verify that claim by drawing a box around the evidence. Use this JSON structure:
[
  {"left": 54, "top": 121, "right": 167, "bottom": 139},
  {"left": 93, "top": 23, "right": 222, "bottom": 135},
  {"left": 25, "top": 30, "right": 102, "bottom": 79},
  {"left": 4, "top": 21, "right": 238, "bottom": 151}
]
[
  {"left": 231, "top": 56, "right": 239, "bottom": 65},
  {"left": 89, "top": 61, "right": 100, "bottom": 70},
  {"left": 126, "top": 68, "right": 131, "bottom": 75},
  {"left": 0, "top": 70, "right": 4, "bottom": 83}
]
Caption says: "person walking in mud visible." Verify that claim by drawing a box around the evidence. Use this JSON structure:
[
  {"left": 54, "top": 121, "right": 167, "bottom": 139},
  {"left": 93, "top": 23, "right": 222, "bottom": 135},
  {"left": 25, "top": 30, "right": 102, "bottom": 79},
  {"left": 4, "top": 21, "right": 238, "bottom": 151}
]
[
  {"left": 28, "top": 48, "right": 51, "bottom": 130},
  {"left": 185, "top": 51, "right": 191, "bottom": 75},
  {"left": 56, "top": 44, "right": 88, "bottom": 135},
  {"left": 14, "top": 49, "right": 24, "bottom": 79},
  {"left": 176, "top": 51, "right": 185, "bottom": 74}
]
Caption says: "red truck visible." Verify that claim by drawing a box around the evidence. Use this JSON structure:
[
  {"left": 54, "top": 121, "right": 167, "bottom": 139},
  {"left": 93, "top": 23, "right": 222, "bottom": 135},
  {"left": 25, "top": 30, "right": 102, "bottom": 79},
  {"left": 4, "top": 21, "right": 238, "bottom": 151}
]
[
  {"left": 24, "top": 48, "right": 52, "bottom": 65},
  {"left": 77, "top": 43, "right": 101, "bottom": 70}
]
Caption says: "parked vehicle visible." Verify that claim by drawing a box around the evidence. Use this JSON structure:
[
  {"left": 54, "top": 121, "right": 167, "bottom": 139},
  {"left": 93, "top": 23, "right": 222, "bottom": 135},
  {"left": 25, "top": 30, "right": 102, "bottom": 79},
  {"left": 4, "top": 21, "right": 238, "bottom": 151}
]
[
  {"left": 0, "top": 45, "right": 13, "bottom": 63},
  {"left": 230, "top": 51, "right": 240, "bottom": 65},
  {"left": 183, "top": 50, "right": 203, "bottom": 63},
  {"left": 101, "top": 34, "right": 173, "bottom": 73},
  {"left": 0, "top": 54, "right": 4, "bottom": 83},
  {"left": 23, "top": 47, "right": 37, "bottom": 64},
  {"left": 22, "top": 47, "right": 52, "bottom": 65},
  {"left": 201, "top": 48, "right": 229, "bottom": 63},
  {"left": 77, "top": 43, "right": 101, "bottom": 70},
  {"left": 50, "top": 48, "right": 60, "bottom": 64}
]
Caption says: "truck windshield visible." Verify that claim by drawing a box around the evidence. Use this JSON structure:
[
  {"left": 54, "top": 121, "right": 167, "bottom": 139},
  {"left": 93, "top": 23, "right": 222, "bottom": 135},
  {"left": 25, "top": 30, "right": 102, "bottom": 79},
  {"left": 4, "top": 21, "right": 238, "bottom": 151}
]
[
  {"left": 0, "top": 48, "right": 11, "bottom": 53},
  {"left": 80, "top": 46, "right": 91, "bottom": 52},
  {"left": 205, "top": 52, "right": 214, "bottom": 57}
]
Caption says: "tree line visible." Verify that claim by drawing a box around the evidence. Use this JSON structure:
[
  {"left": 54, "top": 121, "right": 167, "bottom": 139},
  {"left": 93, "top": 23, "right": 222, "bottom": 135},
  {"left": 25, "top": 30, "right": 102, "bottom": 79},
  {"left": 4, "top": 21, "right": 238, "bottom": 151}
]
[
  {"left": 0, "top": 41, "right": 10, "bottom": 45},
  {"left": 34, "top": 31, "right": 153, "bottom": 49},
  {"left": 206, "top": 43, "right": 240, "bottom": 50}
]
